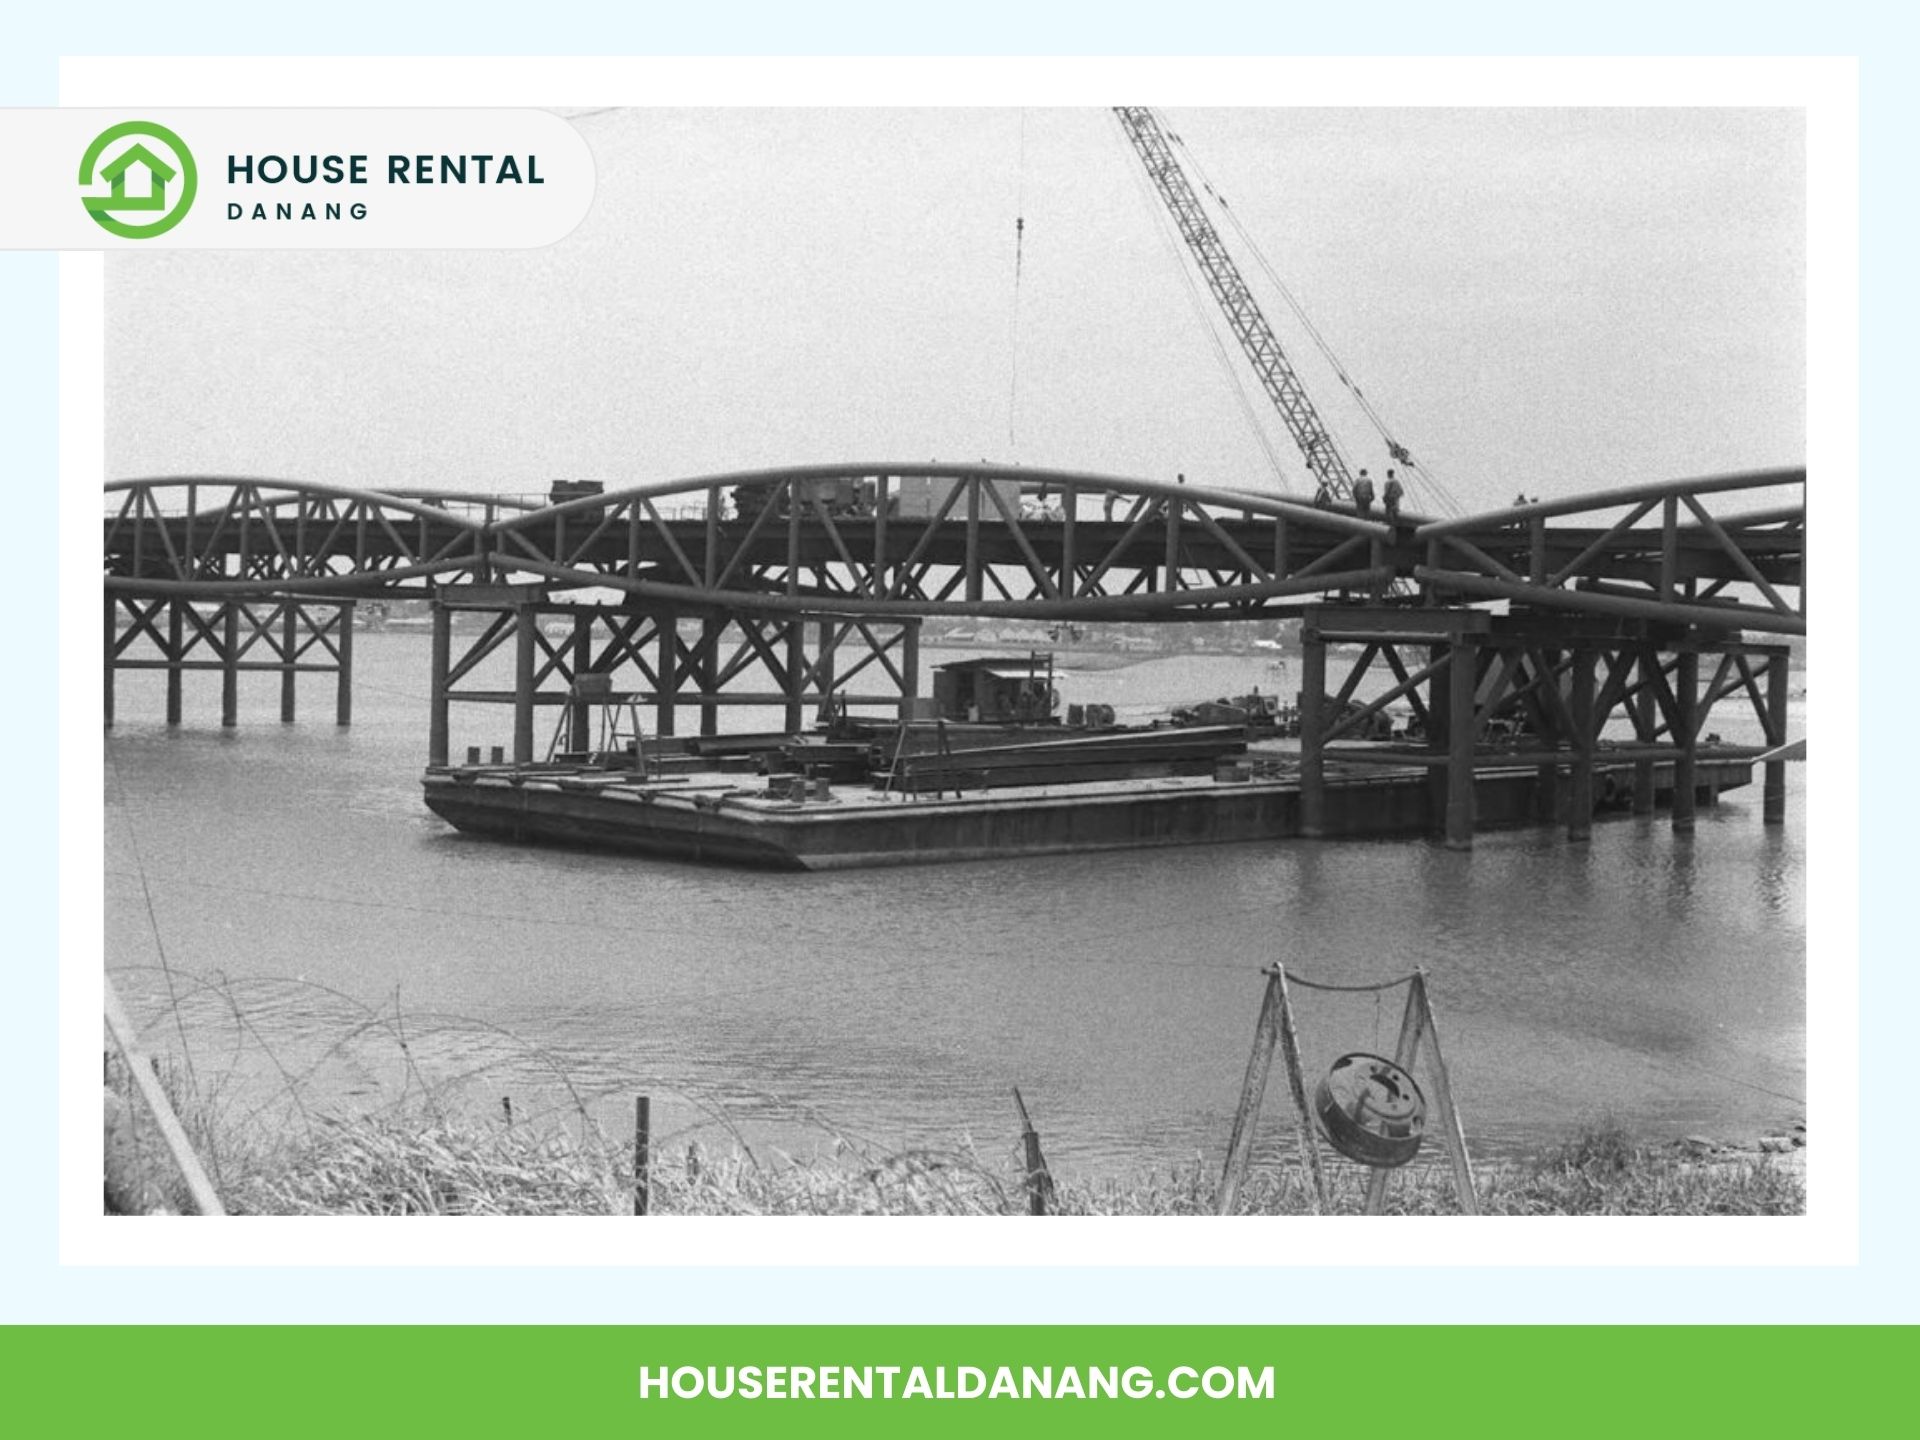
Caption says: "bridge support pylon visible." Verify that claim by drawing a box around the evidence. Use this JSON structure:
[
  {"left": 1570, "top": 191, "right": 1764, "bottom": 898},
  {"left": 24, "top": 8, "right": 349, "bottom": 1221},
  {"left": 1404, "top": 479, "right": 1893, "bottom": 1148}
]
[
  {"left": 105, "top": 594, "right": 355, "bottom": 731},
  {"left": 426, "top": 587, "right": 921, "bottom": 764},
  {"left": 1298, "top": 604, "right": 1794, "bottom": 850}
]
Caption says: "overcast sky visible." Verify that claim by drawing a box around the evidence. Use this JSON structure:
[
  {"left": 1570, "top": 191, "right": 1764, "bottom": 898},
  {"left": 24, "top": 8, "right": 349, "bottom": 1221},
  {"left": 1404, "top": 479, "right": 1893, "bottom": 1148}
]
[{"left": 106, "top": 106, "right": 1804, "bottom": 515}]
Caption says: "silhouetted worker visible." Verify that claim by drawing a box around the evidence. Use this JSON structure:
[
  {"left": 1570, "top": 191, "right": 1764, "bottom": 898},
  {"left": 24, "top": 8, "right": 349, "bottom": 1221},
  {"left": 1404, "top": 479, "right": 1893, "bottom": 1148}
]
[
  {"left": 1313, "top": 479, "right": 1333, "bottom": 508},
  {"left": 1383, "top": 469, "right": 1404, "bottom": 522},
  {"left": 1352, "top": 468, "right": 1376, "bottom": 517}
]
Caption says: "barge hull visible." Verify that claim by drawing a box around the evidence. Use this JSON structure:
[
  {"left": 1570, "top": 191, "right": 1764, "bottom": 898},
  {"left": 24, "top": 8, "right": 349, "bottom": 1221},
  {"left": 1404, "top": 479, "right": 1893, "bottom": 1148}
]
[{"left": 422, "top": 758, "right": 1755, "bottom": 871}]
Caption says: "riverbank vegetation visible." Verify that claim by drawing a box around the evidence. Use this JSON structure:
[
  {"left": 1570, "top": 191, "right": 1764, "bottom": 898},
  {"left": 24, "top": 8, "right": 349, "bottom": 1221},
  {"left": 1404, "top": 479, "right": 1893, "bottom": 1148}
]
[{"left": 108, "top": 1078, "right": 1804, "bottom": 1217}]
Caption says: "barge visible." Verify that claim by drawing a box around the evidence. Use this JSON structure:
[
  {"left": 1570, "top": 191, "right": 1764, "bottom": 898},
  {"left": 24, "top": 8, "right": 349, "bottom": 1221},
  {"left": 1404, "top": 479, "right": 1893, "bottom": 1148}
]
[
  {"left": 419, "top": 653, "right": 1757, "bottom": 869},
  {"left": 421, "top": 747, "right": 1757, "bottom": 871}
]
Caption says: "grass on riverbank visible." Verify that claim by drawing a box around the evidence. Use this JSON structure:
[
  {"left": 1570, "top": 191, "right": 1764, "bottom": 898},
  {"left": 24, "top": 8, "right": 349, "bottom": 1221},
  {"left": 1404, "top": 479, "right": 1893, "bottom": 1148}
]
[{"left": 124, "top": 1102, "right": 1802, "bottom": 1218}]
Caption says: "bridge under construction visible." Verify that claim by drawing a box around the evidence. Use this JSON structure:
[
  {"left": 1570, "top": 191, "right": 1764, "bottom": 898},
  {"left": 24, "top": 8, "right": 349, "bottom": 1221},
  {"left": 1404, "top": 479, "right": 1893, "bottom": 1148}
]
[{"left": 102, "top": 460, "right": 1803, "bottom": 851}]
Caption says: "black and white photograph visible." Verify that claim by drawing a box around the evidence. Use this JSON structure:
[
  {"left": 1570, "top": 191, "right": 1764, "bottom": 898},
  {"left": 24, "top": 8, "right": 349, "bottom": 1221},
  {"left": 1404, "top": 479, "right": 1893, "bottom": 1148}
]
[{"left": 100, "top": 102, "right": 1809, "bottom": 1222}]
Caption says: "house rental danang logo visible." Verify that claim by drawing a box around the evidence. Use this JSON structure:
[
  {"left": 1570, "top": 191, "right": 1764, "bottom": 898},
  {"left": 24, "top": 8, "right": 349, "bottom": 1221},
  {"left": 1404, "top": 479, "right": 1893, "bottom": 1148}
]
[{"left": 78, "top": 121, "right": 198, "bottom": 238}]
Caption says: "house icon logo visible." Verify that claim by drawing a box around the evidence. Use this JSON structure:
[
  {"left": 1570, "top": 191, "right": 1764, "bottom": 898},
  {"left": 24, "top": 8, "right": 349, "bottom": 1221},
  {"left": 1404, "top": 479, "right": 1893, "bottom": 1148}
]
[{"left": 78, "top": 121, "right": 198, "bottom": 238}]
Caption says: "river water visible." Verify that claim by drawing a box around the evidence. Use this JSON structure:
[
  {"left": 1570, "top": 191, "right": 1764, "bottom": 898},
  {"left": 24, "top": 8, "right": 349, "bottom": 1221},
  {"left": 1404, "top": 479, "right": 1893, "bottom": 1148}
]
[{"left": 104, "top": 632, "right": 1805, "bottom": 1178}]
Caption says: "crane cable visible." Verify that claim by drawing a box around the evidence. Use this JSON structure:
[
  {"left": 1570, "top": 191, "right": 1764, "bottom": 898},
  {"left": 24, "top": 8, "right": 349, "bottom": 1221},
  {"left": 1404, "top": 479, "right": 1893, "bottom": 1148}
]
[
  {"left": 1164, "top": 119, "right": 1467, "bottom": 519},
  {"left": 1111, "top": 112, "right": 1296, "bottom": 492},
  {"left": 1006, "top": 110, "right": 1028, "bottom": 454}
]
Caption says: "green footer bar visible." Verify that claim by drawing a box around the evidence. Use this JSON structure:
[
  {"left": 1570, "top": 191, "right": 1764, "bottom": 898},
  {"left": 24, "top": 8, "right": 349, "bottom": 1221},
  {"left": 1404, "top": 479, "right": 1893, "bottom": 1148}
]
[{"left": 6, "top": 1325, "right": 1910, "bottom": 1436}]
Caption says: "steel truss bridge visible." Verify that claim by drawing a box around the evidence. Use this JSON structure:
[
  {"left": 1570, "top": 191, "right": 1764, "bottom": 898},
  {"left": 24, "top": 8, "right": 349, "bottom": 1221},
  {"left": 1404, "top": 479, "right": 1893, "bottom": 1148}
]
[{"left": 104, "top": 462, "right": 1804, "bottom": 847}]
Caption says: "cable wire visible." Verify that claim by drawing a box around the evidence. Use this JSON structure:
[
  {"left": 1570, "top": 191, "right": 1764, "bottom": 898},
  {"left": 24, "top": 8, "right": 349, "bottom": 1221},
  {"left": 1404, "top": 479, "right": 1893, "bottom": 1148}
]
[{"left": 1165, "top": 118, "right": 1467, "bottom": 518}]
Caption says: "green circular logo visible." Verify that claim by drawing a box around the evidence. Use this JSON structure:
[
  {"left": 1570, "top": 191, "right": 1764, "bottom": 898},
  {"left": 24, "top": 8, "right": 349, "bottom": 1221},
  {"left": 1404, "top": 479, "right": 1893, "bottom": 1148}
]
[{"left": 78, "top": 121, "right": 198, "bottom": 239}]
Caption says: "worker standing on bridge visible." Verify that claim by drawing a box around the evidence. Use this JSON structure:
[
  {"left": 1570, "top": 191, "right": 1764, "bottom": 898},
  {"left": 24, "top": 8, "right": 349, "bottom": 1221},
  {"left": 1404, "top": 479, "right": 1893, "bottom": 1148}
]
[
  {"left": 1383, "top": 469, "right": 1404, "bottom": 523},
  {"left": 1353, "top": 468, "right": 1376, "bottom": 517}
]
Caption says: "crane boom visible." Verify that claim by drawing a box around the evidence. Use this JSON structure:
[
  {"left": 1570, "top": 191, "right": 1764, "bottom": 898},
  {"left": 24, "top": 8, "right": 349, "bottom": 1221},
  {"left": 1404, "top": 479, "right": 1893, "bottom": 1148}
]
[{"left": 1114, "top": 106, "right": 1356, "bottom": 501}]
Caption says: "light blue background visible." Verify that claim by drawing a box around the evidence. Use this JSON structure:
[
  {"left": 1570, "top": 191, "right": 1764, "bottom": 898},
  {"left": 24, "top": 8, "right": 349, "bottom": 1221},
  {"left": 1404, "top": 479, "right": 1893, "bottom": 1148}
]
[{"left": 8, "top": 1, "right": 1910, "bottom": 1323}]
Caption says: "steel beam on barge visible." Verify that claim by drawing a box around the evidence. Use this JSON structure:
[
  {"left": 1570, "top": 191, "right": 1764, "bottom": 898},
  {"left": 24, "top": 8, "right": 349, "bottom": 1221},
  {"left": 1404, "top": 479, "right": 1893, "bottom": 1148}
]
[{"left": 1316, "top": 743, "right": 1760, "bottom": 768}]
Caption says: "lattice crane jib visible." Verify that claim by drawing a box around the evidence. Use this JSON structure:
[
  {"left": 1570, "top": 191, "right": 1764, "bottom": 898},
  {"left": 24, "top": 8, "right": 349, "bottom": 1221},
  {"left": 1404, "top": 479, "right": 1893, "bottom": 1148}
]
[{"left": 1113, "top": 106, "right": 1355, "bottom": 502}]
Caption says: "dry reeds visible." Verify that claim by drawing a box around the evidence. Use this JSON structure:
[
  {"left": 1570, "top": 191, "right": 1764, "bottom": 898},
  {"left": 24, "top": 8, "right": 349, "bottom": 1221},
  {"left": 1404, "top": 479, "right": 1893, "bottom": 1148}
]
[{"left": 104, "top": 969, "right": 1804, "bottom": 1218}]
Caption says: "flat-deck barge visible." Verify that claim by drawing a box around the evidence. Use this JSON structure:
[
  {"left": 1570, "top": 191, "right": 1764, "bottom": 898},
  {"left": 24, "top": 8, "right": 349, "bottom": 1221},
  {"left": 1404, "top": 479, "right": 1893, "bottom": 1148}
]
[{"left": 421, "top": 746, "right": 1757, "bottom": 871}]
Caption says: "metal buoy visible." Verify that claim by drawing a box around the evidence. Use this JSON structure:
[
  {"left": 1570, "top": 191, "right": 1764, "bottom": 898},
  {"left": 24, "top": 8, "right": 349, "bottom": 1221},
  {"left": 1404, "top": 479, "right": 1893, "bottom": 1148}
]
[{"left": 1313, "top": 1053, "right": 1426, "bottom": 1168}]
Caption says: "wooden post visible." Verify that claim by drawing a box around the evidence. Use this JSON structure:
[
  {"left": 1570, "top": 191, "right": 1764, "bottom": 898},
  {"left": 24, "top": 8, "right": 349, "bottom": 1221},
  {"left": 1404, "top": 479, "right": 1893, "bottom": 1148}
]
[
  {"left": 815, "top": 618, "right": 839, "bottom": 720},
  {"left": 655, "top": 607, "right": 677, "bottom": 739},
  {"left": 1673, "top": 647, "right": 1698, "bottom": 832},
  {"left": 1299, "top": 628, "right": 1326, "bottom": 838},
  {"left": 165, "top": 599, "right": 184, "bottom": 726},
  {"left": 570, "top": 612, "right": 593, "bottom": 753},
  {"left": 334, "top": 602, "right": 354, "bottom": 727},
  {"left": 900, "top": 619, "right": 921, "bottom": 719},
  {"left": 1363, "top": 981, "right": 1428, "bottom": 1215},
  {"left": 1633, "top": 649, "right": 1656, "bottom": 815},
  {"left": 103, "top": 976, "right": 225, "bottom": 1216},
  {"left": 104, "top": 596, "right": 117, "bottom": 729},
  {"left": 1273, "top": 966, "right": 1331, "bottom": 1215},
  {"left": 1217, "top": 968, "right": 1284, "bottom": 1215},
  {"left": 633, "top": 1095, "right": 651, "bottom": 1216},
  {"left": 1530, "top": 649, "right": 1557, "bottom": 823},
  {"left": 1763, "top": 651, "right": 1789, "bottom": 825},
  {"left": 512, "top": 604, "right": 537, "bottom": 764},
  {"left": 1568, "top": 647, "right": 1594, "bottom": 842},
  {"left": 1426, "top": 642, "right": 1449, "bottom": 831},
  {"left": 220, "top": 603, "right": 240, "bottom": 728},
  {"left": 1659, "top": 495, "right": 1679, "bottom": 600},
  {"left": 965, "top": 477, "right": 983, "bottom": 603},
  {"left": 280, "top": 603, "right": 298, "bottom": 723},
  {"left": 1060, "top": 482, "right": 1076, "bottom": 596},
  {"left": 700, "top": 614, "right": 721, "bottom": 737},
  {"left": 783, "top": 618, "right": 805, "bottom": 734},
  {"left": 1412, "top": 973, "right": 1479, "bottom": 1214},
  {"left": 1012, "top": 1087, "right": 1055, "bottom": 1216},
  {"left": 428, "top": 600, "right": 452, "bottom": 767},
  {"left": 1446, "top": 638, "right": 1477, "bottom": 850},
  {"left": 1163, "top": 494, "right": 1182, "bottom": 593}
]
